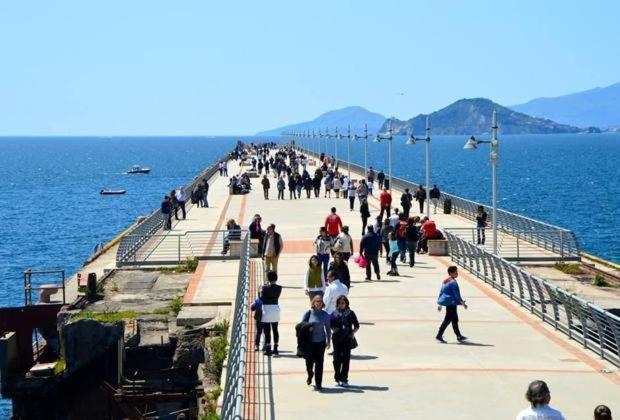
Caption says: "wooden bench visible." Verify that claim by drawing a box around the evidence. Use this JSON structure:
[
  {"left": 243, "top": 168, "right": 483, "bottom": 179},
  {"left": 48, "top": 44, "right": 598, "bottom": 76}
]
[
  {"left": 244, "top": 170, "right": 259, "bottom": 178},
  {"left": 428, "top": 239, "right": 449, "bottom": 256}
]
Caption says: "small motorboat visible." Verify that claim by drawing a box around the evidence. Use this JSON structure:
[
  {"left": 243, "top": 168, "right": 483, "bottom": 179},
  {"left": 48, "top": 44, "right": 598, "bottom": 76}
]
[
  {"left": 127, "top": 165, "right": 151, "bottom": 174},
  {"left": 100, "top": 189, "right": 126, "bottom": 195}
]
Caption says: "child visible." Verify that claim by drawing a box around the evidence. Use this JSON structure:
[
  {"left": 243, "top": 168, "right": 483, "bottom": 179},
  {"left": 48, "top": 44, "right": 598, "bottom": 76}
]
[{"left": 388, "top": 232, "right": 400, "bottom": 276}]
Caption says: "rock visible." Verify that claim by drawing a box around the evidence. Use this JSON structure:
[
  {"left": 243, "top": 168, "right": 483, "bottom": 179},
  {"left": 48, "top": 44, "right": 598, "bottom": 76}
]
[
  {"left": 172, "top": 328, "right": 206, "bottom": 368},
  {"left": 61, "top": 319, "right": 124, "bottom": 373}
]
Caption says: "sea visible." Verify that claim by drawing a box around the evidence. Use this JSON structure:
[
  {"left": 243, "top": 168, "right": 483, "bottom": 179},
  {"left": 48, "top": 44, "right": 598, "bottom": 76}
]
[{"left": 0, "top": 133, "right": 618, "bottom": 416}]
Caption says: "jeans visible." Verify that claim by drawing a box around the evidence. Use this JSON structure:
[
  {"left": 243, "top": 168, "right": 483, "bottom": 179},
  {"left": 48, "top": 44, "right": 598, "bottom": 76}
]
[
  {"left": 262, "top": 322, "right": 279, "bottom": 348},
  {"left": 305, "top": 341, "right": 327, "bottom": 387},
  {"left": 477, "top": 227, "right": 486, "bottom": 245},
  {"left": 406, "top": 240, "right": 416, "bottom": 266},
  {"left": 333, "top": 338, "right": 352, "bottom": 382},
  {"left": 437, "top": 305, "right": 462, "bottom": 338},
  {"left": 364, "top": 254, "right": 380, "bottom": 280},
  {"left": 349, "top": 196, "right": 355, "bottom": 211},
  {"left": 162, "top": 213, "right": 172, "bottom": 230},
  {"left": 178, "top": 201, "right": 186, "bottom": 219},
  {"left": 202, "top": 195, "right": 209, "bottom": 207},
  {"left": 389, "top": 252, "right": 399, "bottom": 273},
  {"left": 397, "top": 238, "right": 406, "bottom": 261},
  {"left": 318, "top": 254, "right": 330, "bottom": 280}
]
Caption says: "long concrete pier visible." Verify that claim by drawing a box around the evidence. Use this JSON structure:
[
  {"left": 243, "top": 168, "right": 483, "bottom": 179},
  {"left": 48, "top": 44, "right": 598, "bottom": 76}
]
[{"left": 136, "top": 150, "right": 619, "bottom": 419}]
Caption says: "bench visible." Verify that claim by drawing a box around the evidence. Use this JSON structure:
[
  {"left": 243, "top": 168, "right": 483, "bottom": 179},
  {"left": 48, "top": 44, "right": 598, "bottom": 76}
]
[
  {"left": 428, "top": 239, "right": 449, "bottom": 256},
  {"left": 228, "top": 239, "right": 261, "bottom": 257},
  {"left": 244, "top": 170, "right": 259, "bottom": 178}
]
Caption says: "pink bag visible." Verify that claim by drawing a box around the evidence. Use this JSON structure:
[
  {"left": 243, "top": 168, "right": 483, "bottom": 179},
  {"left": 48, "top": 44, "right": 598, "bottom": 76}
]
[{"left": 357, "top": 255, "right": 368, "bottom": 268}]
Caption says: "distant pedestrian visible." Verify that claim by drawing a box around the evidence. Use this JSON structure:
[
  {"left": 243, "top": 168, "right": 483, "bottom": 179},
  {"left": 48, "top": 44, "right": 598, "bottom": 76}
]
[
  {"left": 594, "top": 405, "right": 612, "bottom": 420},
  {"left": 222, "top": 161, "right": 228, "bottom": 176},
  {"left": 335, "top": 226, "right": 354, "bottom": 262},
  {"left": 366, "top": 178, "right": 373, "bottom": 196},
  {"left": 170, "top": 189, "right": 180, "bottom": 220},
  {"left": 380, "top": 219, "right": 391, "bottom": 263},
  {"left": 324, "top": 207, "right": 343, "bottom": 238},
  {"left": 249, "top": 214, "right": 265, "bottom": 252},
  {"left": 313, "top": 173, "right": 322, "bottom": 198},
  {"left": 377, "top": 170, "right": 385, "bottom": 189},
  {"left": 193, "top": 183, "right": 204, "bottom": 208},
  {"left": 277, "top": 177, "right": 285, "bottom": 200},
  {"left": 221, "top": 219, "right": 241, "bottom": 255},
  {"left": 322, "top": 270, "right": 349, "bottom": 314},
  {"left": 328, "top": 252, "right": 351, "bottom": 289},
  {"left": 314, "top": 227, "right": 333, "bottom": 280},
  {"left": 347, "top": 181, "right": 357, "bottom": 211},
  {"left": 415, "top": 184, "right": 426, "bottom": 214},
  {"left": 330, "top": 295, "right": 360, "bottom": 387},
  {"left": 405, "top": 217, "right": 419, "bottom": 267},
  {"left": 333, "top": 176, "right": 341, "bottom": 197},
  {"left": 516, "top": 380, "right": 565, "bottom": 420},
  {"left": 387, "top": 232, "right": 400, "bottom": 276},
  {"left": 436, "top": 266, "right": 468, "bottom": 343},
  {"left": 378, "top": 188, "right": 392, "bottom": 221},
  {"left": 301, "top": 295, "right": 331, "bottom": 390},
  {"left": 476, "top": 205, "right": 488, "bottom": 245},
  {"left": 161, "top": 196, "right": 173, "bottom": 230},
  {"left": 359, "top": 226, "right": 381, "bottom": 281},
  {"left": 304, "top": 255, "right": 325, "bottom": 301},
  {"left": 261, "top": 175, "right": 270, "bottom": 200},
  {"left": 400, "top": 188, "right": 413, "bottom": 218},
  {"left": 360, "top": 198, "right": 371, "bottom": 236},
  {"left": 202, "top": 180, "right": 209, "bottom": 207},
  {"left": 175, "top": 187, "right": 187, "bottom": 220},
  {"left": 288, "top": 175, "right": 297, "bottom": 200},
  {"left": 356, "top": 179, "right": 368, "bottom": 203},
  {"left": 263, "top": 224, "right": 283, "bottom": 273},
  {"left": 368, "top": 167, "right": 375, "bottom": 184},
  {"left": 430, "top": 184, "right": 441, "bottom": 214},
  {"left": 259, "top": 270, "right": 282, "bottom": 356},
  {"left": 324, "top": 175, "right": 333, "bottom": 198}
]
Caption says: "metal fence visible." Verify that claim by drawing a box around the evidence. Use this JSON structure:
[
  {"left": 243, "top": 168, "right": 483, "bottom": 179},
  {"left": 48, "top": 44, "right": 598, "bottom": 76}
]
[
  {"left": 295, "top": 145, "right": 580, "bottom": 262},
  {"left": 446, "top": 231, "right": 620, "bottom": 367},
  {"left": 116, "top": 153, "right": 231, "bottom": 265},
  {"left": 221, "top": 234, "right": 251, "bottom": 420},
  {"left": 117, "top": 229, "right": 247, "bottom": 266}
]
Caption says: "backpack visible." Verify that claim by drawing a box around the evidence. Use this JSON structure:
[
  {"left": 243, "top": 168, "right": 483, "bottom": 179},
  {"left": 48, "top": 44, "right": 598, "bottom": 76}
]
[{"left": 396, "top": 222, "right": 407, "bottom": 240}]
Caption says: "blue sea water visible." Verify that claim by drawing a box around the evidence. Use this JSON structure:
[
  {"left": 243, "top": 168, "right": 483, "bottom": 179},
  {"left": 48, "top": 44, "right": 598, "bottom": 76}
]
[{"left": 0, "top": 133, "right": 618, "bottom": 416}]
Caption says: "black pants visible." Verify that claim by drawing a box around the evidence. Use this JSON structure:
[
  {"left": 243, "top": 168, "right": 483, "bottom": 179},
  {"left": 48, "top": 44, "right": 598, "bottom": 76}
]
[
  {"left": 178, "top": 201, "right": 186, "bottom": 219},
  {"left": 314, "top": 187, "right": 320, "bottom": 197},
  {"left": 289, "top": 190, "right": 296, "bottom": 199},
  {"left": 418, "top": 199, "right": 425, "bottom": 214},
  {"left": 364, "top": 254, "right": 380, "bottom": 280},
  {"left": 349, "top": 196, "right": 355, "bottom": 210},
  {"left": 278, "top": 189, "right": 284, "bottom": 200},
  {"left": 333, "top": 339, "right": 352, "bottom": 382},
  {"left": 403, "top": 205, "right": 411, "bottom": 218},
  {"left": 254, "top": 321, "right": 263, "bottom": 348},
  {"left": 406, "top": 240, "right": 416, "bottom": 267},
  {"left": 263, "top": 188, "right": 269, "bottom": 199},
  {"left": 305, "top": 341, "right": 326, "bottom": 387},
  {"left": 379, "top": 206, "right": 390, "bottom": 221},
  {"left": 164, "top": 213, "right": 172, "bottom": 230},
  {"left": 437, "top": 305, "right": 462, "bottom": 338},
  {"left": 262, "top": 322, "right": 279, "bottom": 347},
  {"left": 382, "top": 241, "right": 390, "bottom": 259},
  {"left": 361, "top": 216, "right": 368, "bottom": 236},
  {"left": 477, "top": 227, "right": 486, "bottom": 244}
]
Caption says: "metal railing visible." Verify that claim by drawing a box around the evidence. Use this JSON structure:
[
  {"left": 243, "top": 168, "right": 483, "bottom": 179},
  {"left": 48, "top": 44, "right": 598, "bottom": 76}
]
[
  {"left": 221, "top": 234, "right": 251, "bottom": 420},
  {"left": 446, "top": 231, "right": 620, "bottom": 367},
  {"left": 116, "top": 152, "right": 231, "bottom": 265},
  {"left": 117, "top": 229, "right": 248, "bottom": 266},
  {"left": 294, "top": 145, "right": 580, "bottom": 262}
]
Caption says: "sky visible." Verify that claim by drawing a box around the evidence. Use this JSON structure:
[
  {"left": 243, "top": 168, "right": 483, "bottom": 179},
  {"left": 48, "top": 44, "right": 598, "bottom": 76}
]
[{"left": 1, "top": 0, "right": 619, "bottom": 135}]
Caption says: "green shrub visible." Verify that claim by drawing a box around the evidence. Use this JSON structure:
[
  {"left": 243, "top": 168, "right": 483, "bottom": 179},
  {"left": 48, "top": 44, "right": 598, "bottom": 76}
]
[
  {"left": 554, "top": 262, "right": 584, "bottom": 275},
  {"left": 73, "top": 311, "right": 137, "bottom": 323},
  {"left": 153, "top": 307, "right": 171, "bottom": 315},
  {"left": 54, "top": 359, "right": 66, "bottom": 375},
  {"left": 208, "top": 335, "right": 229, "bottom": 378},
  {"left": 160, "top": 257, "right": 199, "bottom": 274},
  {"left": 170, "top": 297, "right": 183, "bottom": 316},
  {"left": 592, "top": 275, "right": 610, "bottom": 287},
  {"left": 201, "top": 387, "right": 222, "bottom": 420},
  {"left": 211, "top": 320, "right": 230, "bottom": 335}
]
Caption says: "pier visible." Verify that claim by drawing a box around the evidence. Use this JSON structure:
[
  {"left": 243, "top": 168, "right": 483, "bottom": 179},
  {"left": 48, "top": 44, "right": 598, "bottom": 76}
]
[{"left": 1, "top": 145, "right": 619, "bottom": 419}]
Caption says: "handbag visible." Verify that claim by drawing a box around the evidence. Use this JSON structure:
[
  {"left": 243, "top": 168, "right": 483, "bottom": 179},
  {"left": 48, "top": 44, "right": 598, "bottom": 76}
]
[{"left": 350, "top": 336, "right": 358, "bottom": 349}]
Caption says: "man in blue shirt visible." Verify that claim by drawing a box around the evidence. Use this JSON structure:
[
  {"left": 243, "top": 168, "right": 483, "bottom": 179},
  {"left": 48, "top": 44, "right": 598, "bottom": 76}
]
[
  {"left": 359, "top": 226, "right": 382, "bottom": 281},
  {"left": 436, "top": 265, "right": 468, "bottom": 342}
]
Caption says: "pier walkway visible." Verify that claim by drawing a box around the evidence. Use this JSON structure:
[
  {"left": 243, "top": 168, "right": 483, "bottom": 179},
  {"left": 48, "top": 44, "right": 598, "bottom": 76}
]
[{"left": 119, "top": 151, "right": 619, "bottom": 419}]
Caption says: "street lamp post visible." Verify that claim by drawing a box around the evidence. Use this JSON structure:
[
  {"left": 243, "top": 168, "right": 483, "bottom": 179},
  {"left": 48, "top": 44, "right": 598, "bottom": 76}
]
[
  {"left": 374, "top": 121, "right": 394, "bottom": 194},
  {"left": 352, "top": 124, "right": 369, "bottom": 178},
  {"left": 464, "top": 110, "right": 500, "bottom": 255},
  {"left": 406, "top": 116, "right": 432, "bottom": 219}
]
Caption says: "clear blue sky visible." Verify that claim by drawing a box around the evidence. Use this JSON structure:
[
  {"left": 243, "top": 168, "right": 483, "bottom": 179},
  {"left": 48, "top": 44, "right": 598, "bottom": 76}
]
[{"left": 1, "top": 0, "right": 618, "bottom": 135}]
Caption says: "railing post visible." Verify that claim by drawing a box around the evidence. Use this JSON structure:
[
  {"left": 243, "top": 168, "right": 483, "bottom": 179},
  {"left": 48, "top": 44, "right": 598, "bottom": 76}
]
[
  {"left": 178, "top": 235, "right": 181, "bottom": 264},
  {"left": 560, "top": 230, "right": 564, "bottom": 261}
]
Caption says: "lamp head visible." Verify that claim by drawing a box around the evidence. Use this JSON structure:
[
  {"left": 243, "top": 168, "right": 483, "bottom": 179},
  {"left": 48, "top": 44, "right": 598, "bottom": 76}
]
[
  {"left": 463, "top": 136, "right": 478, "bottom": 150},
  {"left": 352, "top": 134, "right": 358, "bottom": 141},
  {"left": 406, "top": 133, "right": 416, "bottom": 145},
  {"left": 374, "top": 135, "right": 381, "bottom": 143}
]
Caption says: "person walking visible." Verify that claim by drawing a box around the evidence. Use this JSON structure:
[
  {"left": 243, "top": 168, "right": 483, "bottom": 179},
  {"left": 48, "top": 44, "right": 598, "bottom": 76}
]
[
  {"left": 405, "top": 217, "right": 419, "bottom": 267},
  {"left": 314, "top": 227, "right": 332, "bottom": 280},
  {"left": 288, "top": 175, "right": 297, "bottom": 200},
  {"left": 302, "top": 295, "right": 331, "bottom": 390},
  {"left": 377, "top": 170, "right": 385, "bottom": 190},
  {"left": 324, "top": 175, "right": 333, "bottom": 198},
  {"left": 379, "top": 188, "right": 392, "bottom": 221},
  {"left": 161, "top": 196, "right": 173, "bottom": 230},
  {"left": 387, "top": 232, "right": 400, "bottom": 276},
  {"left": 324, "top": 207, "right": 343, "bottom": 239},
  {"left": 415, "top": 184, "right": 426, "bottom": 214},
  {"left": 359, "top": 226, "right": 381, "bottom": 281},
  {"left": 263, "top": 224, "right": 283, "bottom": 273},
  {"left": 330, "top": 295, "right": 359, "bottom": 387},
  {"left": 277, "top": 177, "right": 285, "bottom": 200},
  {"left": 366, "top": 178, "right": 374, "bottom": 196},
  {"left": 328, "top": 252, "right": 351, "bottom": 289},
  {"left": 222, "top": 161, "right": 228, "bottom": 176},
  {"left": 304, "top": 176, "right": 313, "bottom": 198},
  {"left": 436, "top": 266, "right": 468, "bottom": 342},
  {"left": 395, "top": 214, "right": 408, "bottom": 263},
  {"left": 360, "top": 198, "right": 371, "bottom": 236},
  {"left": 333, "top": 176, "right": 341, "bottom": 198},
  {"left": 356, "top": 179, "right": 368, "bottom": 204},
  {"left": 261, "top": 175, "right": 270, "bottom": 200},
  {"left": 476, "top": 205, "right": 488, "bottom": 245},
  {"left": 335, "top": 226, "right": 354, "bottom": 262},
  {"left": 202, "top": 180, "right": 209, "bottom": 207},
  {"left": 400, "top": 188, "right": 413, "bottom": 218},
  {"left": 516, "top": 380, "right": 565, "bottom": 420},
  {"left": 347, "top": 181, "right": 357, "bottom": 211},
  {"left": 430, "top": 184, "right": 440, "bottom": 214},
  {"left": 193, "top": 183, "right": 204, "bottom": 208},
  {"left": 260, "top": 270, "right": 282, "bottom": 356},
  {"left": 313, "top": 173, "right": 322, "bottom": 198},
  {"left": 304, "top": 255, "right": 325, "bottom": 301},
  {"left": 380, "top": 218, "right": 391, "bottom": 262},
  {"left": 170, "top": 189, "right": 180, "bottom": 220},
  {"left": 175, "top": 187, "right": 187, "bottom": 219},
  {"left": 322, "top": 270, "right": 349, "bottom": 314}
]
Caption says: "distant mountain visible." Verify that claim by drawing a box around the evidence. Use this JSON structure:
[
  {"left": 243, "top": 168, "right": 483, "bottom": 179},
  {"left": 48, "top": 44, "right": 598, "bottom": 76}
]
[
  {"left": 256, "top": 106, "right": 386, "bottom": 136},
  {"left": 379, "top": 98, "right": 592, "bottom": 136},
  {"left": 511, "top": 82, "right": 620, "bottom": 129}
]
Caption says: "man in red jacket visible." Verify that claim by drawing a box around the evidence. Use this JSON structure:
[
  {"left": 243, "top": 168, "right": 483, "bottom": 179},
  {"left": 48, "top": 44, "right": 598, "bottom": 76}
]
[
  {"left": 324, "top": 207, "right": 343, "bottom": 238},
  {"left": 379, "top": 188, "right": 392, "bottom": 221}
]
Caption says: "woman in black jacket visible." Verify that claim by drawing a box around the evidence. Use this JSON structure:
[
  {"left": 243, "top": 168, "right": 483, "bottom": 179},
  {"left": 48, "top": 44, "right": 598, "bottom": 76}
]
[
  {"left": 359, "top": 198, "right": 371, "bottom": 236},
  {"left": 330, "top": 296, "right": 359, "bottom": 386},
  {"left": 260, "top": 270, "right": 282, "bottom": 356},
  {"left": 328, "top": 252, "right": 350, "bottom": 289}
]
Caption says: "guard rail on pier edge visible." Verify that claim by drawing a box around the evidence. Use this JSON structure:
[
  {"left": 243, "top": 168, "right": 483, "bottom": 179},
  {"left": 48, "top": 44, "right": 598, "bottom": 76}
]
[
  {"left": 294, "top": 145, "right": 580, "bottom": 262},
  {"left": 116, "top": 151, "right": 231, "bottom": 266},
  {"left": 446, "top": 231, "right": 620, "bottom": 367},
  {"left": 220, "top": 234, "right": 251, "bottom": 420}
]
